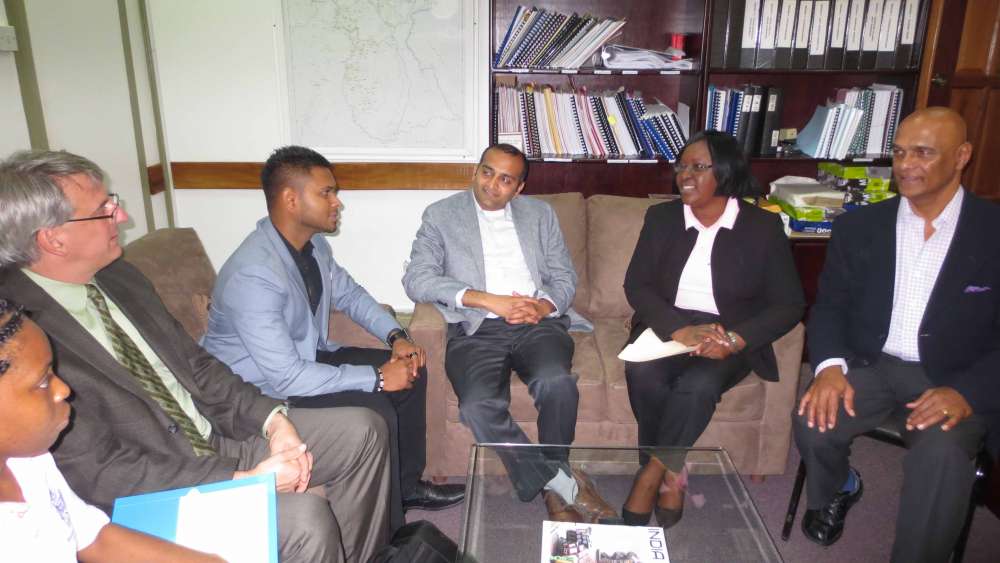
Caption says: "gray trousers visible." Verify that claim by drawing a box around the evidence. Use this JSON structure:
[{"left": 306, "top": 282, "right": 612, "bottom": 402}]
[
  {"left": 446, "top": 317, "right": 578, "bottom": 501},
  {"left": 215, "top": 406, "right": 392, "bottom": 563},
  {"left": 793, "top": 354, "right": 986, "bottom": 563}
]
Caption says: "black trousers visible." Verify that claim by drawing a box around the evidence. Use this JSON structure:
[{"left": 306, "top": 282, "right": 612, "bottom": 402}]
[
  {"left": 446, "top": 317, "right": 578, "bottom": 501},
  {"left": 793, "top": 354, "right": 987, "bottom": 563},
  {"left": 624, "top": 348, "right": 750, "bottom": 471},
  {"left": 290, "top": 347, "right": 427, "bottom": 531}
]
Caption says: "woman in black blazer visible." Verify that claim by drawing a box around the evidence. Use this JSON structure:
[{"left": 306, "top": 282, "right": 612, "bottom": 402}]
[{"left": 621, "top": 131, "right": 805, "bottom": 527}]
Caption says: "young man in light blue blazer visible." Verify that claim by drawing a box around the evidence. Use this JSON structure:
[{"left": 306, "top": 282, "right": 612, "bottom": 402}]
[{"left": 202, "top": 146, "right": 464, "bottom": 522}]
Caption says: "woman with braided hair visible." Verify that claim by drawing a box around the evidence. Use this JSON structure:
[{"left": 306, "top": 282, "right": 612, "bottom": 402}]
[{"left": 0, "top": 297, "right": 224, "bottom": 562}]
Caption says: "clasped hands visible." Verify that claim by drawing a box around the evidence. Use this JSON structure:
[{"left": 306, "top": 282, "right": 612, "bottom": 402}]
[
  {"left": 236, "top": 412, "right": 314, "bottom": 493},
  {"left": 797, "top": 365, "right": 973, "bottom": 432},
  {"left": 470, "top": 290, "right": 554, "bottom": 325},
  {"left": 379, "top": 338, "right": 427, "bottom": 392},
  {"left": 671, "top": 323, "right": 744, "bottom": 359}
]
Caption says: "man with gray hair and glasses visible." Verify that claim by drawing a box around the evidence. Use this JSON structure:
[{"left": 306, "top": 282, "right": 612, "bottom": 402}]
[{"left": 0, "top": 149, "right": 392, "bottom": 563}]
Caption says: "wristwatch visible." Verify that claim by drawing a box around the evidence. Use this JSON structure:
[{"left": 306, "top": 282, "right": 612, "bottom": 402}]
[{"left": 386, "top": 328, "right": 411, "bottom": 347}]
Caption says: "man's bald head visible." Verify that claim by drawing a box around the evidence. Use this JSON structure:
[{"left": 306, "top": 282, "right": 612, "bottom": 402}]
[{"left": 892, "top": 106, "right": 972, "bottom": 213}]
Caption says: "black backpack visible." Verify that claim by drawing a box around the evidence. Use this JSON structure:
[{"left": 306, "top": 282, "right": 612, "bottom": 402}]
[{"left": 369, "top": 520, "right": 459, "bottom": 563}]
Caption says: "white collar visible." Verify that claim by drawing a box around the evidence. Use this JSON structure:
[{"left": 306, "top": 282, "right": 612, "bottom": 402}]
[
  {"left": 683, "top": 197, "right": 740, "bottom": 232},
  {"left": 899, "top": 187, "right": 964, "bottom": 230}
]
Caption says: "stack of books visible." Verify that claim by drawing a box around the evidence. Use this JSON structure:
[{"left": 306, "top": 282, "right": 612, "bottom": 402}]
[
  {"left": 496, "top": 84, "right": 688, "bottom": 160},
  {"left": 711, "top": 0, "right": 930, "bottom": 71},
  {"left": 704, "top": 84, "right": 785, "bottom": 157},
  {"left": 494, "top": 6, "right": 627, "bottom": 69},
  {"left": 797, "top": 83, "right": 903, "bottom": 159}
]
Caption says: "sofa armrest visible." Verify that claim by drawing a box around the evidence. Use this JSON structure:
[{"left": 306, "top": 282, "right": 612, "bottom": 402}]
[
  {"left": 409, "top": 303, "right": 450, "bottom": 477},
  {"left": 327, "top": 305, "right": 396, "bottom": 349},
  {"left": 756, "top": 322, "right": 806, "bottom": 474}
]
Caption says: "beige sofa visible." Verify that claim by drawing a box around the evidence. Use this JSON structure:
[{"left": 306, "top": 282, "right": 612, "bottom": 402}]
[{"left": 409, "top": 193, "right": 804, "bottom": 478}]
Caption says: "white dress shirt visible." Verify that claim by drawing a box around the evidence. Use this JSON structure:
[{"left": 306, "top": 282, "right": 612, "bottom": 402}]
[
  {"left": 674, "top": 197, "right": 741, "bottom": 314},
  {"left": 455, "top": 201, "right": 558, "bottom": 317},
  {"left": 814, "top": 188, "right": 964, "bottom": 375}
]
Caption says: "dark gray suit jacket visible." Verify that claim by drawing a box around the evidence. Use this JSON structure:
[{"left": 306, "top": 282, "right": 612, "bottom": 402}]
[{"left": 0, "top": 260, "right": 280, "bottom": 512}]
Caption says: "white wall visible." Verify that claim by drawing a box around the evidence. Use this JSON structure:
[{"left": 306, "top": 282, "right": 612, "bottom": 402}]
[
  {"left": 175, "top": 188, "right": 461, "bottom": 309},
  {"left": 24, "top": 0, "right": 149, "bottom": 242},
  {"left": 0, "top": 4, "right": 31, "bottom": 155}
]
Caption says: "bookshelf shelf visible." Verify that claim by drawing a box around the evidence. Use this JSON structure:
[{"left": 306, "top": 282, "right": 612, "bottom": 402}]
[{"left": 488, "top": 0, "right": 929, "bottom": 198}]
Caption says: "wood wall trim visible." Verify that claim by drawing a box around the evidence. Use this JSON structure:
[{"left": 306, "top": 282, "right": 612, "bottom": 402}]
[
  {"left": 167, "top": 162, "right": 477, "bottom": 190},
  {"left": 147, "top": 163, "right": 164, "bottom": 195}
]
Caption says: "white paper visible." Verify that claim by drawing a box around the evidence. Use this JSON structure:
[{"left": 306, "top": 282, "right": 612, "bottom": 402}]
[
  {"left": 618, "top": 328, "right": 695, "bottom": 362},
  {"left": 175, "top": 483, "right": 271, "bottom": 563}
]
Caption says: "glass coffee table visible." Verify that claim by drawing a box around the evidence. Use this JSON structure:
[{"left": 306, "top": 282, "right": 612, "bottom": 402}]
[{"left": 459, "top": 444, "right": 782, "bottom": 562}]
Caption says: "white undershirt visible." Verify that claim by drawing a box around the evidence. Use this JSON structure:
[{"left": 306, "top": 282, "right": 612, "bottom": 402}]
[
  {"left": 673, "top": 197, "right": 740, "bottom": 314},
  {"left": 455, "top": 201, "right": 558, "bottom": 317},
  {"left": 1, "top": 453, "right": 110, "bottom": 562},
  {"left": 814, "top": 188, "right": 964, "bottom": 375}
]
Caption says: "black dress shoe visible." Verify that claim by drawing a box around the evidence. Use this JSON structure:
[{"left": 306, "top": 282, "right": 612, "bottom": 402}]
[
  {"left": 802, "top": 470, "right": 864, "bottom": 546},
  {"left": 402, "top": 480, "right": 465, "bottom": 512}
]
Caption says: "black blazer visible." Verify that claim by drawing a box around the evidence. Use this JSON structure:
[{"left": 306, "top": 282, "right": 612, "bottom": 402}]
[
  {"left": 624, "top": 199, "right": 806, "bottom": 381},
  {"left": 808, "top": 192, "right": 1000, "bottom": 451}
]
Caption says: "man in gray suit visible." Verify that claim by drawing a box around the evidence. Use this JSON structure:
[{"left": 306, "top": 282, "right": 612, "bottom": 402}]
[
  {"left": 0, "top": 150, "right": 391, "bottom": 563},
  {"left": 403, "top": 144, "right": 616, "bottom": 523}
]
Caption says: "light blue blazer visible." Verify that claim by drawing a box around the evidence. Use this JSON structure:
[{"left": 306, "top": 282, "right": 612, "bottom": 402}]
[{"left": 202, "top": 218, "right": 400, "bottom": 398}]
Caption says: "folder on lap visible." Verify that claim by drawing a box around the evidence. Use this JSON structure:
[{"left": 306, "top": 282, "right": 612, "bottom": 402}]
[{"left": 112, "top": 474, "right": 278, "bottom": 563}]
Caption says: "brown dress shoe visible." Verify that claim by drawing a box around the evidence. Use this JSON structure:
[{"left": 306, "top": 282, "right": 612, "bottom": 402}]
[
  {"left": 543, "top": 490, "right": 584, "bottom": 522},
  {"left": 570, "top": 469, "right": 623, "bottom": 524}
]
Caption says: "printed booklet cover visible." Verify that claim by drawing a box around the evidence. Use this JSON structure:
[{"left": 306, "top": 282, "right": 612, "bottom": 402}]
[{"left": 541, "top": 520, "right": 670, "bottom": 562}]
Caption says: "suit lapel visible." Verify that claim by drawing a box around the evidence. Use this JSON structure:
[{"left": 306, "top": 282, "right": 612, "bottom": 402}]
[
  {"left": 461, "top": 191, "right": 487, "bottom": 289},
  {"left": 922, "top": 194, "right": 983, "bottom": 328},
  {"left": 1, "top": 269, "right": 152, "bottom": 402},
  {"left": 262, "top": 220, "right": 311, "bottom": 308}
]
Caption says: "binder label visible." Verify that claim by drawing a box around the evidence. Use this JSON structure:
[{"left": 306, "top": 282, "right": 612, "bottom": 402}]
[
  {"left": 751, "top": 94, "right": 763, "bottom": 112},
  {"left": 769, "top": 94, "right": 778, "bottom": 112},
  {"left": 862, "top": 0, "right": 885, "bottom": 52},
  {"left": 796, "top": 2, "right": 814, "bottom": 49},
  {"left": 831, "top": 0, "right": 850, "bottom": 48},
  {"left": 777, "top": 0, "right": 797, "bottom": 48},
  {"left": 809, "top": 1, "right": 830, "bottom": 56},
  {"left": 878, "top": 0, "right": 901, "bottom": 52},
  {"left": 901, "top": 0, "right": 919, "bottom": 45},
  {"left": 760, "top": 0, "right": 781, "bottom": 49},
  {"left": 743, "top": 0, "right": 763, "bottom": 48},
  {"left": 846, "top": 0, "right": 866, "bottom": 50}
]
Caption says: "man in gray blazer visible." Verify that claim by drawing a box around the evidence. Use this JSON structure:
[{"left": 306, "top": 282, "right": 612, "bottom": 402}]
[
  {"left": 0, "top": 150, "right": 391, "bottom": 563},
  {"left": 202, "top": 146, "right": 463, "bottom": 518},
  {"left": 403, "top": 144, "right": 616, "bottom": 523}
]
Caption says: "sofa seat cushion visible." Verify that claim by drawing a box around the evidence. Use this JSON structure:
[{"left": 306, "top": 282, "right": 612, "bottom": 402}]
[
  {"left": 592, "top": 317, "right": 766, "bottom": 425},
  {"left": 445, "top": 329, "right": 605, "bottom": 424}
]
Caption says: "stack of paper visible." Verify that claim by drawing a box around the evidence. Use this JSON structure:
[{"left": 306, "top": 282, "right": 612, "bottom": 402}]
[
  {"left": 600, "top": 44, "right": 693, "bottom": 70},
  {"left": 618, "top": 328, "right": 695, "bottom": 362},
  {"left": 797, "top": 83, "right": 903, "bottom": 159}
]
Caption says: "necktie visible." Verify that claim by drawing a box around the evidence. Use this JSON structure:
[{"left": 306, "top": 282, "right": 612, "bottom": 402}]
[{"left": 86, "top": 284, "right": 215, "bottom": 456}]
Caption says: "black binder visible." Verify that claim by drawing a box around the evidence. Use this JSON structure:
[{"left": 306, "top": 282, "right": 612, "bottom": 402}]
[
  {"left": 894, "top": 0, "right": 921, "bottom": 70},
  {"left": 826, "top": 0, "right": 850, "bottom": 69},
  {"left": 725, "top": 0, "right": 747, "bottom": 68},
  {"left": 859, "top": 0, "right": 884, "bottom": 70},
  {"left": 909, "top": 0, "right": 930, "bottom": 68},
  {"left": 774, "top": 0, "right": 799, "bottom": 68},
  {"left": 740, "top": 0, "right": 763, "bottom": 68},
  {"left": 806, "top": 1, "right": 831, "bottom": 69},
  {"left": 843, "top": 0, "right": 867, "bottom": 69},
  {"left": 791, "top": 1, "right": 813, "bottom": 69},
  {"left": 755, "top": 0, "right": 781, "bottom": 68},
  {"left": 743, "top": 85, "right": 767, "bottom": 156},
  {"left": 758, "top": 86, "right": 785, "bottom": 156},
  {"left": 875, "top": 0, "right": 903, "bottom": 70},
  {"left": 710, "top": 0, "right": 732, "bottom": 69}
]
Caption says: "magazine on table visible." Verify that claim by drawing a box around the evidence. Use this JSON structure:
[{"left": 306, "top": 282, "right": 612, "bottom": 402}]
[{"left": 541, "top": 520, "right": 670, "bottom": 562}]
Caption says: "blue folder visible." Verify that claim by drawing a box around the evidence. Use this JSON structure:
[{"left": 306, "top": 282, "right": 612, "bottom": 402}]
[{"left": 112, "top": 473, "right": 278, "bottom": 563}]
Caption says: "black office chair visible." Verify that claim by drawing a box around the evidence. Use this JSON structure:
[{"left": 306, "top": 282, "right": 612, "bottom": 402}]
[{"left": 781, "top": 418, "right": 991, "bottom": 562}]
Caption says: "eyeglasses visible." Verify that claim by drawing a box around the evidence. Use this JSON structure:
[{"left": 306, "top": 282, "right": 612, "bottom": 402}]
[
  {"left": 672, "top": 163, "right": 714, "bottom": 174},
  {"left": 65, "top": 193, "right": 120, "bottom": 223}
]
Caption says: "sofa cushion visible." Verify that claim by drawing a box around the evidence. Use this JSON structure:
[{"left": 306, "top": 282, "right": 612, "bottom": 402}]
[
  {"left": 446, "top": 329, "right": 605, "bottom": 424},
  {"left": 586, "top": 195, "right": 659, "bottom": 318},
  {"left": 591, "top": 318, "right": 766, "bottom": 424},
  {"left": 533, "top": 193, "right": 589, "bottom": 316},
  {"left": 124, "top": 228, "right": 216, "bottom": 341}
]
